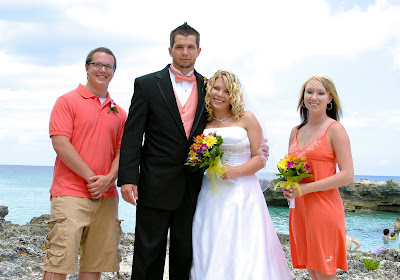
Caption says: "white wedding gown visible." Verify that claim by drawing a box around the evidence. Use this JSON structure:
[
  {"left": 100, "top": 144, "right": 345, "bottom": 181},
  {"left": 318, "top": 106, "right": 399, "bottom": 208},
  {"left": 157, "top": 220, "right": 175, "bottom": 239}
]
[{"left": 190, "top": 126, "right": 292, "bottom": 280}]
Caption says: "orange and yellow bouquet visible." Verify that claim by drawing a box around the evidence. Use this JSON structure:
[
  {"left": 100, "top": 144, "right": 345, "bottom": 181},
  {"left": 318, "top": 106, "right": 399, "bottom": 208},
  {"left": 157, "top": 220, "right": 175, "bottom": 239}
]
[
  {"left": 274, "top": 154, "right": 313, "bottom": 208},
  {"left": 186, "top": 131, "right": 225, "bottom": 195}
]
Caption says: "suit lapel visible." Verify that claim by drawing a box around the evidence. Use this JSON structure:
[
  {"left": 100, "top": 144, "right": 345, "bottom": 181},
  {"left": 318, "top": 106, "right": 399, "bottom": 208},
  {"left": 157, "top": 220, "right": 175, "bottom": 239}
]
[
  {"left": 157, "top": 66, "right": 186, "bottom": 138},
  {"left": 189, "top": 71, "right": 206, "bottom": 140}
]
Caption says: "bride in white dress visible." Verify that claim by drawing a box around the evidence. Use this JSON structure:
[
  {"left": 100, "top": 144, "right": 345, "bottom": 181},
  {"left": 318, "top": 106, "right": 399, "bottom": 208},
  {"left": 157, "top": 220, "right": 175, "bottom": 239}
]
[{"left": 190, "top": 70, "right": 292, "bottom": 280}]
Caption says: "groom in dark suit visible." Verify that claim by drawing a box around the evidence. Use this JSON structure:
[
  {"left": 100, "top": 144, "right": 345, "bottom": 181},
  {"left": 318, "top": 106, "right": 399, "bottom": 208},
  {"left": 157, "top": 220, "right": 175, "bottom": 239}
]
[{"left": 118, "top": 23, "right": 207, "bottom": 280}]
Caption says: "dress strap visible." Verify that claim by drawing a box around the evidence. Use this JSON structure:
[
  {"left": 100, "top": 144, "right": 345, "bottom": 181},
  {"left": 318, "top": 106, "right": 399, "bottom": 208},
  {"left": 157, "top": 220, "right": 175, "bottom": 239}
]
[
  {"left": 294, "top": 128, "right": 300, "bottom": 140},
  {"left": 324, "top": 121, "right": 339, "bottom": 133}
]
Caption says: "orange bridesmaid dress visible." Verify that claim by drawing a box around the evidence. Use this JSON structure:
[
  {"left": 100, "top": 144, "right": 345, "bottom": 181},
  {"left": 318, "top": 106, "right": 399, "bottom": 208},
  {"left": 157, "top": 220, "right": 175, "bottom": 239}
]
[{"left": 288, "top": 121, "right": 348, "bottom": 275}]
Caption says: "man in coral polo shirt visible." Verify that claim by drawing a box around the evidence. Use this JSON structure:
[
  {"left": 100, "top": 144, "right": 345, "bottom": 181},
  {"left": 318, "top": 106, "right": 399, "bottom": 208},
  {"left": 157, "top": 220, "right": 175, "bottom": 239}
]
[{"left": 43, "top": 47, "right": 127, "bottom": 280}]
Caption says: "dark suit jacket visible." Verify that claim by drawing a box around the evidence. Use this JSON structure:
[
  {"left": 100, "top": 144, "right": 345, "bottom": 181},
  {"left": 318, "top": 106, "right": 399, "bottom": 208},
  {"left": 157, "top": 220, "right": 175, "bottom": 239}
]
[{"left": 118, "top": 64, "right": 207, "bottom": 210}]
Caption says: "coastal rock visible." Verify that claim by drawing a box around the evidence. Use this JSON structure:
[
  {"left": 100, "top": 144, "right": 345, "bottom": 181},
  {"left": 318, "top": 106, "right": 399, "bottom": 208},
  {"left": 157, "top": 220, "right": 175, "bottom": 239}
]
[
  {"left": 340, "top": 181, "right": 400, "bottom": 213},
  {"left": 1, "top": 206, "right": 400, "bottom": 279},
  {"left": 394, "top": 217, "right": 400, "bottom": 232},
  {"left": 0, "top": 205, "right": 8, "bottom": 218},
  {"left": 262, "top": 179, "right": 288, "bottom": 206},
  {"left": 262, "top": 179, "right": 400, "bottom": 213}
]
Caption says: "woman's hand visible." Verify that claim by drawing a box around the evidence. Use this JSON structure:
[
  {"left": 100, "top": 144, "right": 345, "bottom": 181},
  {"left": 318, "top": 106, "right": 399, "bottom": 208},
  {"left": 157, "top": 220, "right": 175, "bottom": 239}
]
[
  {"left": 221, "top": 164, "right": 239, "bottom": 180},
  {"left": 282, "top": 184, "right": 305, "bottom": 199}
]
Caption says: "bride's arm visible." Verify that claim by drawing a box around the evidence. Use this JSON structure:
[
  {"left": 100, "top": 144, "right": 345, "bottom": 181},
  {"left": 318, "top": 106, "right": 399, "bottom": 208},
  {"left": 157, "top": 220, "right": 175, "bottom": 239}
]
[{"left": 223, "top": 111, "right": 264, "bottom": 180}]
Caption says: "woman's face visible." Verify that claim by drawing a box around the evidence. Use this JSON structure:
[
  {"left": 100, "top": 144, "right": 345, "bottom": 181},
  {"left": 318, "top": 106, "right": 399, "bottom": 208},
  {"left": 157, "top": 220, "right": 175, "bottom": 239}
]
[
  {"left": 303, "top": 79, "right": 332, "bottom": 113},
  {"left": 209, "top": 77, "right": 231, "bottom": 112}
]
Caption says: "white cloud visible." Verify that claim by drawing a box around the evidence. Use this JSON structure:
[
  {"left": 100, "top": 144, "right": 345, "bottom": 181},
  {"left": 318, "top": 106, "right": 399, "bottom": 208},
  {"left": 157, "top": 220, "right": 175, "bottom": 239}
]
[
  {"left": 1, "top": 0, "right": 400, "bottom": 175},
  {"left": 344, "top": 110, "right": 400, "bottom": 129},
  {"left": 393, "top": 44, "right": 400, "bottom": 69},
  {"left": 0, "top": 20, "right": 42, "bottom": 44}
]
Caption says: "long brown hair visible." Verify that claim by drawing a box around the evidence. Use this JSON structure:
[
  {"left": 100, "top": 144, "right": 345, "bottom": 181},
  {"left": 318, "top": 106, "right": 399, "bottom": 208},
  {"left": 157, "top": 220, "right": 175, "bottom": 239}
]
[{"left": 297, "top": 75, "right": 343, "bottom": 128}]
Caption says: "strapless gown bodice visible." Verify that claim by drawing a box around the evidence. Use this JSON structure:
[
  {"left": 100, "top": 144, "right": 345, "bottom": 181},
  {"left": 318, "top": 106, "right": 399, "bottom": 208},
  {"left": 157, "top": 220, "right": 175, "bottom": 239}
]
[{"left": 207, "top": 126, "right": 251, "bottom": 166}]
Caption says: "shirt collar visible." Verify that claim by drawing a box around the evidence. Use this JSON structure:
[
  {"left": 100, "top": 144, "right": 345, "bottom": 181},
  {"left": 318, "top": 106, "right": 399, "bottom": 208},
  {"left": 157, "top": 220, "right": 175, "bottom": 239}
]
[
  {"left": 77, "top": 84, "right": 110, "bottom": 102},
  {"left": 170, "top": 64, "right": 194, "bottom": 77}
]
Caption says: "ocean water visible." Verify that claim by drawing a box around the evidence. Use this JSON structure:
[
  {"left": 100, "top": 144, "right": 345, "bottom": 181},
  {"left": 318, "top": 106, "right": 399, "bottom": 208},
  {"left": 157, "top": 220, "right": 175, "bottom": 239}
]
[{"left": 0, "top": 165, "right": 399, "bottom": 252}]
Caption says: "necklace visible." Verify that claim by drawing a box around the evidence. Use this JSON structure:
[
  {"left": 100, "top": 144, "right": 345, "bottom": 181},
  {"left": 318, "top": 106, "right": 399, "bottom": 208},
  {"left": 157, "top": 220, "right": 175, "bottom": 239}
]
[{"left": 212, "top": 113, "right": 231, "bottom": 124}]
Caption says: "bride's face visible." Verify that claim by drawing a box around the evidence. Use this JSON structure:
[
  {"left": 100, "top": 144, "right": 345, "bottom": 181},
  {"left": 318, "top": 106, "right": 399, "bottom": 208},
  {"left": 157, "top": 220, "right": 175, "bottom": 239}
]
[{"left": 210, "top": 77, "right": 231, "bottom": 112}]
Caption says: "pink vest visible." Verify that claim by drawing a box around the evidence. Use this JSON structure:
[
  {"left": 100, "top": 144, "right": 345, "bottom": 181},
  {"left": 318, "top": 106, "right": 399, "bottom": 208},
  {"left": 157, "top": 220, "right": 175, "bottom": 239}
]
[{"left": 173, "top": 82, "right": 198, "bottom": 139}]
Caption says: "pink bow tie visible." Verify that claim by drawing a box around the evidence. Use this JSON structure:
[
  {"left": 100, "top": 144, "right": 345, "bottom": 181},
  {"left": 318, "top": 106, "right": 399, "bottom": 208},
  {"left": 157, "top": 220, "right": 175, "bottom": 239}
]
[
  {"left": 175, "top": 74, "right": 196, "bottom": 83},
  {"left": 170, "top": 65, "right": 196, "bottom": 83}
]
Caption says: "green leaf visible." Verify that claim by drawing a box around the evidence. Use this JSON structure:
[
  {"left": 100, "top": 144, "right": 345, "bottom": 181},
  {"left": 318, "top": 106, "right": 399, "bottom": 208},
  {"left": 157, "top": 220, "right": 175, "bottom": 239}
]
[
  {"left": 363, "top": 258, "right": 380, "bottom": 271},
  {"left": 285, "top": 170, "right": 296, "bottom": 177},
  {"left": 273, "top": 178, "right": 285, "bottom": 190}
]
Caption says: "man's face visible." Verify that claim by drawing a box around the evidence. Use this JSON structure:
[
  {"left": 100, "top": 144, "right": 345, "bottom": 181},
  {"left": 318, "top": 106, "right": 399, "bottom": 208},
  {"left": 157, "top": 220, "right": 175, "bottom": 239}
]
[
  {"left": 85, "top": 51, "right": 115, "bottom": 89},
  {"left": 169, "top": 34, "right": 201, "bottom": 74}
]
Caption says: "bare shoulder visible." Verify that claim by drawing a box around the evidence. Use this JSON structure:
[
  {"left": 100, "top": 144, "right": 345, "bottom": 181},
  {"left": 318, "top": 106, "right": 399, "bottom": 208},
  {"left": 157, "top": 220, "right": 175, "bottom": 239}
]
[
  {"left": 328, "top": 121, "right": 348, "bottom": 137},
  {"left": 243, "top": 111, "right": 257, "bottom": 121},
  {"left": 289, "top": 126, "right": 298, "bottom": 138},
  {"left": 328, "top": 121, "right": 351, "bottom": 149},
  {"left": 290, "top": 125, "right": 298, "bottom": 134},
  {"left": 330, "top": 121, "right": 345, "bottom": 130},
  {"left": 242, "top": 111, "right": 261, "bottom": 128}
]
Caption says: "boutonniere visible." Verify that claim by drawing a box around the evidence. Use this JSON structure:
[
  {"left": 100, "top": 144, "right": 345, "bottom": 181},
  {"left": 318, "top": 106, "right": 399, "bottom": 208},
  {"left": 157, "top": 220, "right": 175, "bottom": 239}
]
[
  {"left": 203, "top": 77, "right": 209, "bottom": 91},
  {"left": 108, "top": 100, "right": 119, "bottom": 114}
]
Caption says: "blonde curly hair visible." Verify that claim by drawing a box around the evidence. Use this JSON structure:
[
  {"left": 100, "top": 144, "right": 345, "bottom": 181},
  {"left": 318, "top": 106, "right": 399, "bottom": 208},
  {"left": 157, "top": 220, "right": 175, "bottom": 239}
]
[{"left": 205, "top": 70, "right": 245, "bottom": 121}]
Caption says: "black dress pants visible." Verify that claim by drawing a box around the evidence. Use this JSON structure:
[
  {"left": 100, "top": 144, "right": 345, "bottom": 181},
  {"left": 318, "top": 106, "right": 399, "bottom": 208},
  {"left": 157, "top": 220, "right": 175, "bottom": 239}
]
[{"left": 131, "top": 189, "right": 195, "bottom": 280}]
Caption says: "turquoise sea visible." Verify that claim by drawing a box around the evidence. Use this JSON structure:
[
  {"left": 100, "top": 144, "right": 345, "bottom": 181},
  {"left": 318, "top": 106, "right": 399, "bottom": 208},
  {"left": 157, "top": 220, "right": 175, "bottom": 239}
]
[{"left": 0, "top": 165, "right": 399, "bottom": 252}]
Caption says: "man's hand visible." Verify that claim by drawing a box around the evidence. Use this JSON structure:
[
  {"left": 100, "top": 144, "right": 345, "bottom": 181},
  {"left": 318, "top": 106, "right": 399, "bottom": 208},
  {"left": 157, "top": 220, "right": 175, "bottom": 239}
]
[
  {"left": 87, "top": 175, "right": 114, "bottom": 199},
  {"left": 259, "top": 137, "right": 269, "bottom": 164},
  {"left": 121, "top": 184, "right": 138, "bottom": 205}
]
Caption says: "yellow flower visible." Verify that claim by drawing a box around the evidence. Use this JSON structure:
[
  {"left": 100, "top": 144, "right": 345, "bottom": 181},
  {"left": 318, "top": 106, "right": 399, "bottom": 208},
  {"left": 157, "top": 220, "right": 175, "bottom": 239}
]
[
  {"left": 204, "top": 135, "right": 217, "bottom": 148},
  {"left": 277, "top": 158, "right": 288, "bottom": 171},
  {"left": 189, "top": 152, "right": 197, "bottom": 159}
]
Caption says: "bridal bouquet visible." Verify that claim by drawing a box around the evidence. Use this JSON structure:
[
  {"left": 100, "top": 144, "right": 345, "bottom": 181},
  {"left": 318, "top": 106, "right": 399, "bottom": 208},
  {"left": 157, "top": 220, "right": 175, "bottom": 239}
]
[
  {"left": 274, "top": 155, "right": 313, "bottom": 208},
  {"left": 186, "top": 131, "right": 225, "bottom": 195}
]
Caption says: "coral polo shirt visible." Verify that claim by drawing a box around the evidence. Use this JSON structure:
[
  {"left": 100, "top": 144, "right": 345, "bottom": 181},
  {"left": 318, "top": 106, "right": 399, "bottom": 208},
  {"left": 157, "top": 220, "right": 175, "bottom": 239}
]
[{"left": 49, "top": 84, "right": 127, "bottom": 198}]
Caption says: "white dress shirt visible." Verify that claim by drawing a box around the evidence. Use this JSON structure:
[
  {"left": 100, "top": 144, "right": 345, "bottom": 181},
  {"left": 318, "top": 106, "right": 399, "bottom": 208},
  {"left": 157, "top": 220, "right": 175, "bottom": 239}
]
[{"left": 169, "top": 65, "right": 195, "bottom": 106}]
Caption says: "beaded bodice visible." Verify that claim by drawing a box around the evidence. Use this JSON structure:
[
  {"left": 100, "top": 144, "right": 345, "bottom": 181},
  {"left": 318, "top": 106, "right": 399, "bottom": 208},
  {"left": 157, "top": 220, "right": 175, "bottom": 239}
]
[{"left": 203, "top": 126, "right": 250, "bottom": 166}]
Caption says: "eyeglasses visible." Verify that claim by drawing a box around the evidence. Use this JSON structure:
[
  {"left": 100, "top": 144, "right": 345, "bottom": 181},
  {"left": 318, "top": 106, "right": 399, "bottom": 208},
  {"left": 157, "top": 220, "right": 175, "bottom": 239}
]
[{"left": 87, "top": 62, "right": 116, "bottom": 71}]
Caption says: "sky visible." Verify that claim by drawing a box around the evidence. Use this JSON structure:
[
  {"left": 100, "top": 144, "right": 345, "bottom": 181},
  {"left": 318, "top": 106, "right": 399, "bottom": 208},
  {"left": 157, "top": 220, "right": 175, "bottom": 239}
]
[{"left": 0, "top": 0, "right": 399, "bottom": 176}]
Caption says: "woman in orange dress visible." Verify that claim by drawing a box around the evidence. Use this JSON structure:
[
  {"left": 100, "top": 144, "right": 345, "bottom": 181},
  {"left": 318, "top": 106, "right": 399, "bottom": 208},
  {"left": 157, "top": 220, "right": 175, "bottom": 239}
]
[{"left": 283, "top": 75, "right": 354, "bottom": 280}]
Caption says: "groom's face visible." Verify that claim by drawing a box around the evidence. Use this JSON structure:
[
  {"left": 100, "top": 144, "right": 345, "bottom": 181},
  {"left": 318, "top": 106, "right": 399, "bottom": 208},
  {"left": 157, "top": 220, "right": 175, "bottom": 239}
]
[{"left": 169, "top": 34, "right": 201, "bottom": 74}]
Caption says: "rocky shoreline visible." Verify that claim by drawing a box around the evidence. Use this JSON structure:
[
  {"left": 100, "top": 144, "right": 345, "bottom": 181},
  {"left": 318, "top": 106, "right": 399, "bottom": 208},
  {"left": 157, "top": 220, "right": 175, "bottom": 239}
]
[
  {"left": 263, "top": 179, "right": 400, "bottom": 213},
  {"left": 1, "top": 206, "right": 400, "bottom": 280}
]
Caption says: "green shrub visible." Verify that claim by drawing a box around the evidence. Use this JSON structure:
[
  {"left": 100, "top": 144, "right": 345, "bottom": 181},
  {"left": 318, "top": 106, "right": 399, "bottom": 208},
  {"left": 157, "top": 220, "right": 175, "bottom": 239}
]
[
  {"left": 386, "top": 179, "right": 399, "bottom": 186},
  {"left": 363, "top": 258, "right": 380, "bottom": 271}
]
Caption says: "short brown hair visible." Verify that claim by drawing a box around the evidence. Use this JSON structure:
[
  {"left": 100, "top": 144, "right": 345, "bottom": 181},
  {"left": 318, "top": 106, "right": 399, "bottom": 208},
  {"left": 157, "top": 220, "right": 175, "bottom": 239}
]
[
  {"left": 170, "top": 22, "right": 200, "bottom": 48},
  {"left": 85, "top": 47, "right": 117, "bottom": 69}
]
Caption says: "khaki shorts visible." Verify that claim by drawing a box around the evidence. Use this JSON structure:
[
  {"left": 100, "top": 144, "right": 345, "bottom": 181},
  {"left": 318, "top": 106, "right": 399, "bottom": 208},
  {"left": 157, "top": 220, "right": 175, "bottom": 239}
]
[{"left": 42, "top": 196, "right": 122, "bottom": 274}]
